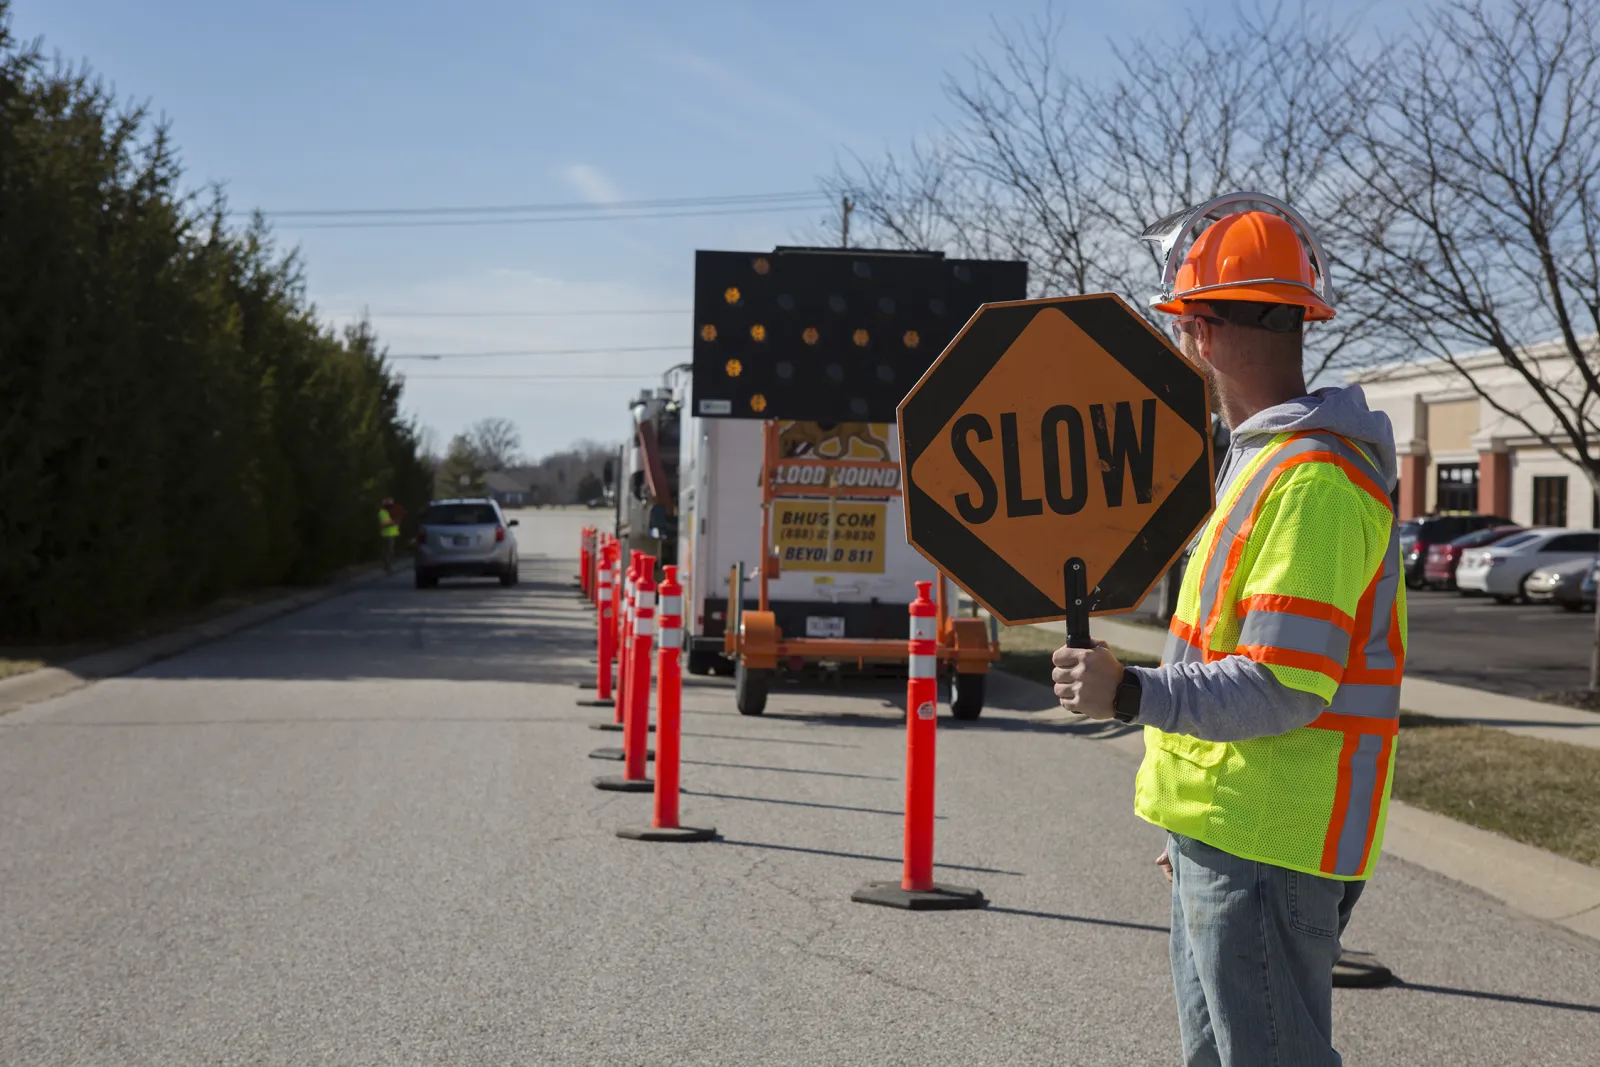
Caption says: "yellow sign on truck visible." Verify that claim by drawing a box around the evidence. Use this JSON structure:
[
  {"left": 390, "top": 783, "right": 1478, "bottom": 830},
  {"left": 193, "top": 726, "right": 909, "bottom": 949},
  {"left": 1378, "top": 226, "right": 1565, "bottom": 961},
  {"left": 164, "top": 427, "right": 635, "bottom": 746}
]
[{"left": 773, "top": 501, "right": 887, "bottom": 573}]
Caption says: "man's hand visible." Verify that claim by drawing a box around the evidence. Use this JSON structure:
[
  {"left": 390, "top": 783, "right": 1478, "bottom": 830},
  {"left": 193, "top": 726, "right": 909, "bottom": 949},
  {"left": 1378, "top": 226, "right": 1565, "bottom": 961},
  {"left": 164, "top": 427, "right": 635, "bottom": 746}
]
[
  {"left": 1156, "top": 846, "right": 1173, "bottom": 885},
  {"left": 1051, "top": 640, "right": 1123, "bottom": 719}
]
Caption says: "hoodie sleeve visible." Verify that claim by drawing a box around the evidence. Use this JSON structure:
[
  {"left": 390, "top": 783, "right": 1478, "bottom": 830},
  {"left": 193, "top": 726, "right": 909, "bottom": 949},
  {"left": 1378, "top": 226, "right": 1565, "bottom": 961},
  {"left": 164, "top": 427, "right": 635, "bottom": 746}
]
[{"left": 1127, "top": 658, "right": 1325, "bottom": 742}]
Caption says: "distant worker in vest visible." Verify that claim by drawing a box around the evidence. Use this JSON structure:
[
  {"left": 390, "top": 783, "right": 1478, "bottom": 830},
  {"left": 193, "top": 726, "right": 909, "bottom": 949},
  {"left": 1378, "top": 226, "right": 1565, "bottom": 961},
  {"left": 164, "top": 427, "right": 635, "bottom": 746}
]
[
  {"left": 1052, "top": 193, "right": 1404, "bottom": 1067},
  {"left": 378, "top": 497, "right": 401, "bottom": 573}
]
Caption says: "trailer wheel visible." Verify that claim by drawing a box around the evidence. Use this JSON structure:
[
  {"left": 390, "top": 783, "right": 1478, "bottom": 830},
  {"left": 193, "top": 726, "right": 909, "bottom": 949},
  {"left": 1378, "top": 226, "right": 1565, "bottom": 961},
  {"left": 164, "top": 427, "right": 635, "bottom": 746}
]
[
  {"left": 949, "top": 672, "right": 986, "bottom": 720},
  {"left": 735, "top": 661, "right": 770, "bottom": 716},
  {"left": 686, "top": 648, "right": 721, "bottom": 676}
]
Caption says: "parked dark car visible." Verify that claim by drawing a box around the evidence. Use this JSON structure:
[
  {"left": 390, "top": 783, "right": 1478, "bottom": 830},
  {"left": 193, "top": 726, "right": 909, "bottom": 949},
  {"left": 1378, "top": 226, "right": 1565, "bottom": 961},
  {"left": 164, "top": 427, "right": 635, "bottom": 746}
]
[
  {"left": 1399, "top": 513, "right": 1516, "bottom": 588},
  {"left": 1565, "top": 559, "right": 1600, "bottom": 612},
  {"left": 1421, "top": 525, "right": 1524, "bottom": 589}
]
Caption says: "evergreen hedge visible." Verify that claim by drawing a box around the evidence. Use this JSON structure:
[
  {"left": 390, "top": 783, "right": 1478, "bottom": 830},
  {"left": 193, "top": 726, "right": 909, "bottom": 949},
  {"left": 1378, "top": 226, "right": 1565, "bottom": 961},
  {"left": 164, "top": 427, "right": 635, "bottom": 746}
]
[{"left": 0, "top": 5, "right": 431, "bottom": 639}]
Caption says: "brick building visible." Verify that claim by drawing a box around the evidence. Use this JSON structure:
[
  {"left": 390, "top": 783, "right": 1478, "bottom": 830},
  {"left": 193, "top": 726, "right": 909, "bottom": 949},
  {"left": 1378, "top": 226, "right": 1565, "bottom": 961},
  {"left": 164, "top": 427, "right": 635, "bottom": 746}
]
[{"left": 1350, "top": 337, "right": 1598, "bottom": 529}]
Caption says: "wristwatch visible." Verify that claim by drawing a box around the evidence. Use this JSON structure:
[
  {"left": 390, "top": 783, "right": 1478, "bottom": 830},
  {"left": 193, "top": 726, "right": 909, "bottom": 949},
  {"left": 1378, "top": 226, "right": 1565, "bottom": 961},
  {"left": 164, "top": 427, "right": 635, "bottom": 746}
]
[{"left": 1113, "top": 668, "right": 1142, "bottom": 724}]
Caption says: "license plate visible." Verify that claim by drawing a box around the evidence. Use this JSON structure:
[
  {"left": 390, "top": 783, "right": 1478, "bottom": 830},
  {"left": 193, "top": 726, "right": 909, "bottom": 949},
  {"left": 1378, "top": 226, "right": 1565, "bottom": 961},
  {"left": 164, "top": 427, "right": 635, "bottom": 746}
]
[
  {"left": 805, "top": 616, "right": 845, "bottom": 638},
  {"left": 452, "top": 535, "right": 472, "bottom": 547}
]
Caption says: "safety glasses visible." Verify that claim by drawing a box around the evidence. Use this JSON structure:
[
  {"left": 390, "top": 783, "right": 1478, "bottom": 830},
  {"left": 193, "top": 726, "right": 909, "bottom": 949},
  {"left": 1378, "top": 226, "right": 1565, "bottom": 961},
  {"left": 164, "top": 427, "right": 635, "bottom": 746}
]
[{"left": 1167, "top": 312, "right": 1222, "bottom": 345}]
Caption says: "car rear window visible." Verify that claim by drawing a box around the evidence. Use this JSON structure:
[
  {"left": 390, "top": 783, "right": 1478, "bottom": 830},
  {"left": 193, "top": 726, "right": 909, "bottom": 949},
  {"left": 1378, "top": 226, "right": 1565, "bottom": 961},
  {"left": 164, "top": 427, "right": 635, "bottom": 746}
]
[
  {"left": 1452, "top": 526, "right": 1519, "bottom": 548},
  {"left": 422, "top": 503, "right": 499, "bottom": 525},
  {"left": 1545, "top": 532, "right": 1600, "bottom": 553},
  {"left": 1494, "top": 532, "right": 1540, "bottom": 550}
]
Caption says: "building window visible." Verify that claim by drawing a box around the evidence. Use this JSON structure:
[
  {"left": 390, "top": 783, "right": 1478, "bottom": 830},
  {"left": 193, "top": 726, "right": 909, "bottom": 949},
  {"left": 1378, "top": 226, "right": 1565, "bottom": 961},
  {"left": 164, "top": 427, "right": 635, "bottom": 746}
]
[
  {"left": 1533, "top": 476, "right": 1568, "bottom": 527},
  {"left": 1435, "top": 463, "right": 1479, "bottom": 512}
]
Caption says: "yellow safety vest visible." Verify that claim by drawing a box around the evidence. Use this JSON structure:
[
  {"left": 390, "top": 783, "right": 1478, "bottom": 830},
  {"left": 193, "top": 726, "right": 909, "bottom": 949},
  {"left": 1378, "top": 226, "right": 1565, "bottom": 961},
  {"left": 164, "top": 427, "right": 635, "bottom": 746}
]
[
  {"left": 1134, "top": 430, "right": 1406, "bottom": 880},
  {"left": 378, "top": 508, "right": 399, "bottom": 537}
]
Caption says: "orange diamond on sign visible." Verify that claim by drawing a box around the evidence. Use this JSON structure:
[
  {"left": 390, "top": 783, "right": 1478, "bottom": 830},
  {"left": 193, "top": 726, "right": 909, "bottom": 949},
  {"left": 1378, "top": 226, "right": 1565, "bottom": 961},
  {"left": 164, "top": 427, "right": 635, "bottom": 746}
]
[{"left": 898, "top": 294, "right": 1214, "bottom": 624}]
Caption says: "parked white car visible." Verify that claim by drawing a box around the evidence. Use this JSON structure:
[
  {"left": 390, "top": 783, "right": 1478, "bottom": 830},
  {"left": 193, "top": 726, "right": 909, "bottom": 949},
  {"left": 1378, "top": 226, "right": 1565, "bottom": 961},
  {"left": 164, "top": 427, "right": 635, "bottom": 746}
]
[{"left": 1455, "top": 528, "right": 1600, "bottom": 602}]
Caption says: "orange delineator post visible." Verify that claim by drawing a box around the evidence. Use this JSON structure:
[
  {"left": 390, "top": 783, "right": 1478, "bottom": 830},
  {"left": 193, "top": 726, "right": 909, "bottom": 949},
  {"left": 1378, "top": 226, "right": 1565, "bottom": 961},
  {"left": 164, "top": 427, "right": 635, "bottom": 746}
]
[
  {"left": 580, "top": 526, "right": 592, "bottom": 598},
  {"left": 653, "top": 567, "right": 685, "bottom": 828},
  {"left": 622, "top": 557, "right": 656, "bottom": 783},
  {"left": 903, "top": 580, "right": 939, "bottom": 891},
  {"left": 849, "top": 580, "right": 985, "bottom": 910},
  {"left": 617, "top": 552, "right": 640, "bottom": 726},
  {"left": 595, "top": 542, "right": 616, "bottom": 701}
]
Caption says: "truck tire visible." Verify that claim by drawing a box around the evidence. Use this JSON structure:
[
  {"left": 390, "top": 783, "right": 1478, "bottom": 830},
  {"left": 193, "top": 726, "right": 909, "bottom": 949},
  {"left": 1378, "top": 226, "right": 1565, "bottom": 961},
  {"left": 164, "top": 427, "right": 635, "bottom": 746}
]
[
  {"left": 949, "top": 672, "right": 986, "bottom": 720},
  {"left": 735, "top": 661, "right": 770, "bottom": 716},
  {"left": 414, "top": 569, "right": 437, "bottom": 589},
  {"left": 687, "top": 648, "right": 722, "bottom": 676}
]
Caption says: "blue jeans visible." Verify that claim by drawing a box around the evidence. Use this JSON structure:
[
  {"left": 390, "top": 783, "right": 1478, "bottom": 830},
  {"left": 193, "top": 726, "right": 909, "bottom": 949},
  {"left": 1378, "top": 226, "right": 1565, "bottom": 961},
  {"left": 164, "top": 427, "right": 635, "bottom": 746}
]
[{"left": 1168, "top": 832, "right": 1364, "bottom": 1067}]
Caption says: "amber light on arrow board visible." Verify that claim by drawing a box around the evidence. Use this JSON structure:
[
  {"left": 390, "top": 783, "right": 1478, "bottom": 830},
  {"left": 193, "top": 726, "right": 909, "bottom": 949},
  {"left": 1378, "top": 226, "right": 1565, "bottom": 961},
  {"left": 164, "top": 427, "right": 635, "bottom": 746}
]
[
  {"left": 750, "top": 324, "right": 767, "bottom": 342},
  {"left": 700, "top": 324, "right": 718, "bottom": 342},
  {"left": 724, "top": 286, "right": 742, "bottom": 305},
  {"left": 725, "top": 359, "right": 743, "bottom": 377},
  {"left": 802, "top": 327, "right": 819, "bottom": 345}
]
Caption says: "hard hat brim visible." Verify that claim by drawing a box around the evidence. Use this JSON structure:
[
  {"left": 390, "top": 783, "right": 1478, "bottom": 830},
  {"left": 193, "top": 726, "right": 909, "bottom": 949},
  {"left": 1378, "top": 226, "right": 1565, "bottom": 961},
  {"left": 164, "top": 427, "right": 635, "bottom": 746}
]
[{"left": 1153, "top": 281, "right": 1336, "bottom": 322}]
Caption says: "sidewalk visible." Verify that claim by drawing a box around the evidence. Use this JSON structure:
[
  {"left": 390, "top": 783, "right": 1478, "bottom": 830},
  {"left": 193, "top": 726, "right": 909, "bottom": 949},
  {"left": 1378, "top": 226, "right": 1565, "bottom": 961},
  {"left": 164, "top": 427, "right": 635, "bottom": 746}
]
[
  {"left": 0, "top": 565, "right": 395, "bottom": 717},
  {"left": 1040, "top": 614, "right": 1600, "bottom": 751}
]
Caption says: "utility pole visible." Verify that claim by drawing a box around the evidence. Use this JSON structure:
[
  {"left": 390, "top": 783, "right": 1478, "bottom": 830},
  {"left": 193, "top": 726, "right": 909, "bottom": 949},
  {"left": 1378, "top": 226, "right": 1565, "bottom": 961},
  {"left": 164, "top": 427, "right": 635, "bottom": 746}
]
[{"left": 840, "top": 196, "right": 855, "bottom": 249}]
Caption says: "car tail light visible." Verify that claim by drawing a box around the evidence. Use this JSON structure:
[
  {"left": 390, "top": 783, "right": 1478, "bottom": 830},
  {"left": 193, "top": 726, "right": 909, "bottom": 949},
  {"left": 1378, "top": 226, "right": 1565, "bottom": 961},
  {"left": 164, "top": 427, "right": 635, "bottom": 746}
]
[
  {"left": 417, "top": 528, "right": 427, "bottom": 544},
  {"left": 495, "top": 526, "right": 506, "bottom": 543}
]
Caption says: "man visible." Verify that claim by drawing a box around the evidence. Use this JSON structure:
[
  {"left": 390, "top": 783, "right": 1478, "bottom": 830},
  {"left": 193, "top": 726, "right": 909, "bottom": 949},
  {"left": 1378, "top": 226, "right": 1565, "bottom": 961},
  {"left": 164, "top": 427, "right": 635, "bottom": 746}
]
[
  {"left": 377, "top": 497, "right": 400, "bottom": 573},
  {"left": 1052, "top": 194, "right": 1404, "bottom": 1067}
]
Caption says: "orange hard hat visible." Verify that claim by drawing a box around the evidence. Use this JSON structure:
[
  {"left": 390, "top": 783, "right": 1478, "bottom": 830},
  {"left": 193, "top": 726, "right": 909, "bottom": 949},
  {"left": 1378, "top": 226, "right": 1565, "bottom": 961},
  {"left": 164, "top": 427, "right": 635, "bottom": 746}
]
[{"left": 1143, "top": 193, "right": 1335, "bottom": 322}]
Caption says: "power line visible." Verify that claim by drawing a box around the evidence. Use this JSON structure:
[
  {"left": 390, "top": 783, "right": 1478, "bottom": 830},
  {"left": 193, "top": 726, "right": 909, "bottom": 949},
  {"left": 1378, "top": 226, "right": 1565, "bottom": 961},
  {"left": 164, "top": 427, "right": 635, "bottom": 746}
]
[
  {"left": 276, "top": 203, "right": 824, "bottom": 231},
  {"left": 387, "top": 344, "right": 687, "bottom": 361},
  {"left": 254, "top": 190, "right": 828, "bottom": 220},
  {"left": 328, "top": 308, "right": 690, "bottom": 320},
  {"left": 402, "top": 372, "right": 668, "bottom": 381}
]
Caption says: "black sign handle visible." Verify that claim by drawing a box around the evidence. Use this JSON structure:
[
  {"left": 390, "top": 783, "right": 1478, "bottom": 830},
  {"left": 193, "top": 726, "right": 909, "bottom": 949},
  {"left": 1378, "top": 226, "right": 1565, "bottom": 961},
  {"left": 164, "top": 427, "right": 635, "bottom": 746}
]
[{"left": 1064, "top": 557, "right": 1094, "bottom": 649}]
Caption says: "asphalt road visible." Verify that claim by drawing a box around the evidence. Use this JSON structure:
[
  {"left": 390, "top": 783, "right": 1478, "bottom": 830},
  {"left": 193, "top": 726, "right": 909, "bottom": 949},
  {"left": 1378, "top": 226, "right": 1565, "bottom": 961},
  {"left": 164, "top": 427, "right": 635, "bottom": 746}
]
[
  {"left": 2, "top": 509, "right": 1597, "bottom": 1065},
  {"left": 1405, "top": 587, "right": 1599, "bottom": 699}
]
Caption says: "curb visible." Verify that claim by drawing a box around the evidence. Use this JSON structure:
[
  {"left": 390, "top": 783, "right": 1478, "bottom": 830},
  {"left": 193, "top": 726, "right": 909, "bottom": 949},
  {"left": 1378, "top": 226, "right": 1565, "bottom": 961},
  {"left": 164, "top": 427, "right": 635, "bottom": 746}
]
[
  {"left": 985, "top": 667, "right": 1600, "bottom": 944},
  {"left": 0, "top": 567, "right": 395, "bottom": 717}
]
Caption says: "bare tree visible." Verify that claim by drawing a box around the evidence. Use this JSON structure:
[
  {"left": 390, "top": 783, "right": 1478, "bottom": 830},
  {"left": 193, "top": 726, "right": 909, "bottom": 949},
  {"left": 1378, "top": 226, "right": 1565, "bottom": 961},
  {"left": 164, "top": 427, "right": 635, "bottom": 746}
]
[
  {"left": 1327, "top": 0, "right": 1600, "bottom": 687},
  {"left": 822, "top": 4, "right": 1376, "bottom": 382},
  {"left": 467, "top": 417, "right": 521, "bottom": 471}
]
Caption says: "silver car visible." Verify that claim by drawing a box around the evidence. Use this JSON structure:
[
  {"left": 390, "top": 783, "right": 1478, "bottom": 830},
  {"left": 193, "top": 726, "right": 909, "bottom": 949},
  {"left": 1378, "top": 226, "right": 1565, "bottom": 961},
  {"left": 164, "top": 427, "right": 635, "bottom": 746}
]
[
  {"left": 414, "top": 498, "right": 519, "bottom": 588},
  {"left": 1522, "top": 556, "right": 1594, "bottom": 606}
]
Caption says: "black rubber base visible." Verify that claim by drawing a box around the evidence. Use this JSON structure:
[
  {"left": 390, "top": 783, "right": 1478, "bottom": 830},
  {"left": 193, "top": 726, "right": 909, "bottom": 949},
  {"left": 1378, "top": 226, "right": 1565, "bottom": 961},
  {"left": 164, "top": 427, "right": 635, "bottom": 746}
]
[
  {"left": 1333, "top": 950, "right": 1395, "bottom": 988},
  {"left": 593, "top": 775, "right": 655, "bottom": 792},
  {"left": 576, "top": 697, "right": 614, "bottom": 708},
  {"left": 851, "top": 881, "right": 988, "bottom": 911},
  {"left": 576, "top": 681, "right": 595, "bottom": 690},
  {"left": 589, "top": 746, "right": 655, "bottom": 761},
  {"left": 617, "top": 825, "right": 719, "bottom": 842}
]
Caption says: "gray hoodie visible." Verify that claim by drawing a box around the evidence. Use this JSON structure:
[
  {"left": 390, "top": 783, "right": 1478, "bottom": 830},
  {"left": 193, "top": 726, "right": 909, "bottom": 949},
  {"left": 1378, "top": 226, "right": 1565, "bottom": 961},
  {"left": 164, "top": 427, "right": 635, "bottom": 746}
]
[{"left": 1129, "top": 385, "right": 1399, "bottom": 742}]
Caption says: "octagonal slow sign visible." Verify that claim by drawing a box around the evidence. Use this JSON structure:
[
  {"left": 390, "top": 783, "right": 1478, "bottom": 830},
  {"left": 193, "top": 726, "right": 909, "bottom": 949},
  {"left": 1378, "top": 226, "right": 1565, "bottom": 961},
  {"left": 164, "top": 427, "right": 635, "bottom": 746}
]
[{"left": 897, "top": 294, "right": 1215, "bottom": 629}]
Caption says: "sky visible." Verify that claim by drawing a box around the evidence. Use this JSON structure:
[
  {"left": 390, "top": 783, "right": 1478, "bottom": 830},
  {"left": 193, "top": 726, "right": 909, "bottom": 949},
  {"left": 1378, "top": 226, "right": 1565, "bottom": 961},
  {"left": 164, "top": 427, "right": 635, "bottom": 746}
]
[{"left": 16, "top": 0, "right": 1430, "bottom": 460}]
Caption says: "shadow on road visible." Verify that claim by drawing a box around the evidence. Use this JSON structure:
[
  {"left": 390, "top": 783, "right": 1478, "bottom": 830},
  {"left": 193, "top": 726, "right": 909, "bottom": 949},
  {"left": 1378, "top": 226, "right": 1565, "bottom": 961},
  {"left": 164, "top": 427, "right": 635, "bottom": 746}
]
[
  {"left": 718, "top": 836, "right": 1024, "bottom": 876},
  {"left": 1395, "top": 981, "right": 1600, "bottom": 1016},
  {"left": 682, "top": 788, "right": 940, "bottom": 819},
  {"left": 134, "top": 557, "right": 598, "bottom": 686},
  {"left": 986, "top": 905, "right": 1170, "bottom": 934},
  {"left": 681, "top": 758, "right": 894, "bottom": 781}
]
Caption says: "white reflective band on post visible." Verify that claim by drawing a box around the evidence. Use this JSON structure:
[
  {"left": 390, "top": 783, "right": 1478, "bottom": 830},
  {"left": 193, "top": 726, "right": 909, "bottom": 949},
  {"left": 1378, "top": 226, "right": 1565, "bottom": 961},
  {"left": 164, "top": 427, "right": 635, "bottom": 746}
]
[
  {"left": 637, "top": 590, "right": 655, "bottom": 611},
  {"left": 662, "top": 594, "right": 682, "bottom": 616},
  {"left": 910, "top": 616, "right": 937, "bottom": 642},
  {"left": 659, "top": 623, "right": 682, "bottom": 649},
  {"left": 909, "top": 654, "right": 937, "bottom": 679},
  {"left": 635, "top": 612, "right": 656, "bottom": 637},
  {"left": 599, "top": 587, "right": 612, "bottom": 601}
]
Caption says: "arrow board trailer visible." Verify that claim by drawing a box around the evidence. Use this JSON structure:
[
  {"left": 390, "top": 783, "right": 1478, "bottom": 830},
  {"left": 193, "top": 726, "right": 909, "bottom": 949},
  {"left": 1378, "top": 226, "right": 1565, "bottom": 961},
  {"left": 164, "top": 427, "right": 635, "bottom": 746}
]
[{"left": 685, "top": 246, "right": 1029, "bottom": 717}]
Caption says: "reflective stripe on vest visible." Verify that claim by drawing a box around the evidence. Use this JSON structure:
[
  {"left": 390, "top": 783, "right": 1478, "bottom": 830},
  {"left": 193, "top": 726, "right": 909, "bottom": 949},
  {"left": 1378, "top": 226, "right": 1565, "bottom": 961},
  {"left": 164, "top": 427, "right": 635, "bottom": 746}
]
[{"left": 1146, "top": 430, "right": 1403, "bottom": 879}]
